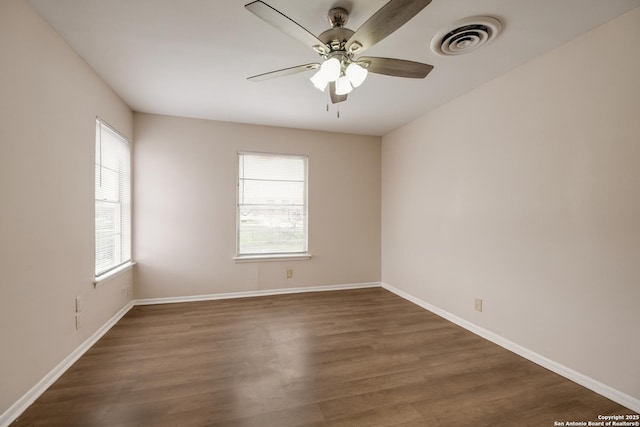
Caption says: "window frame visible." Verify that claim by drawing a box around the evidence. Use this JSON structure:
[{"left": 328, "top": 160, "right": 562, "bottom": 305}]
[
  {"left": 234, "top": 151, "right": 311, "bottom": 262},
  {"left": 94, "top": 118, "right": 133, "bottom": 284}
]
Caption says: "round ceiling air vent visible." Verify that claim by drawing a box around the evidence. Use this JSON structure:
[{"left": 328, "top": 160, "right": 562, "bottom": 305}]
[{"left": 431, "top": 16, "right": 502, "bottom": 56}]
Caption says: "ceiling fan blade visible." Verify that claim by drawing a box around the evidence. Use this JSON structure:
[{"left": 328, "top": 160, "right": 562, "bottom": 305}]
[
  {"left": 358, "top": 57, "right": 433, "bottom": 78},
  {"left": 346, "top": 0, "right": 432, "bottom": 55},
  {"left": 245, "top": 1, "right": 329, "bottom": 55},
  {"left": 329, "top": 82, "right": 348, "bottom": 104},
  {"left": 247, "top": 63, "right": 320, "bottom": 82}
]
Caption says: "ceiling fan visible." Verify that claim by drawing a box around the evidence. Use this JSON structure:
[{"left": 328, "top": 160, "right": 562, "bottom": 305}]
[{"left": 245, "top": 0, "right": 434, "bottom": 104}]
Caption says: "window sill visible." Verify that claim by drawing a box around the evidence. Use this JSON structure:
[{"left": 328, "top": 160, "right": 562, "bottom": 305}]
[
  {"left": 233, "top": 254, "right": 312, "bottom": 263},
  {"left": 94, "top": 261, "right": 136, "bottom": 287}
]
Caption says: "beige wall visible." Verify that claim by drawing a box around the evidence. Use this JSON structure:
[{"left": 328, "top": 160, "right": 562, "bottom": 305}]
[
  {"left": 382, "top": 7, "right": 640, "bottom": 401},
  {"left": 0, "top": 0, "right": 133, "bottom": 415},
  {"left": 133, "top": 113, "right": 381, "bottom": 299}
]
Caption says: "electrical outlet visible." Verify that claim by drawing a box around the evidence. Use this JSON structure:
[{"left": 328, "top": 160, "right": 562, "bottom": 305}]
[
  {"left": 286, "top": 268, "right": 293, "bottom": 279},
  {"left": 75, "top": 296, "right": 82, "bottom": 313},
  {"left": 75, "top": 313, "right": 82, "bottom": 330},
  {"left": 474, "top": 298, "right": 483, "bottom": 312}
]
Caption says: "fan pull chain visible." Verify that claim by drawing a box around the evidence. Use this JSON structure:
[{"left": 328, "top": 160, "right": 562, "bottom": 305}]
[
  {"left": 326, "top": 89, "right": 329, "bottom": 112},
  {"left": 337, "top": 103, "right": 340, "bottom": 119}
]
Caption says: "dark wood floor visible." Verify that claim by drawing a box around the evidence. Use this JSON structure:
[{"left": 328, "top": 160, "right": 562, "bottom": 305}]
[{"left": 13, "top": 288, "right": 636, "bottom": 426}]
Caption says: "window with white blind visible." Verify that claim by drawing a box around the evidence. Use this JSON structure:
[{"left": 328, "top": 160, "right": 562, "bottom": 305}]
[
  {"left": 95, "top": 119, "right": 131, "bottom": 277},
  {"left": 237, "top": 152, "right": 308, "bottom": 258}
]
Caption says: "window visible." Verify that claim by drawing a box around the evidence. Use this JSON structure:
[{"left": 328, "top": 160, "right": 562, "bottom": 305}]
[
  {"left": 95, "top": 119, "right": 131, "bottom": 277},
  {"left": 237, "top": 152, "right": 308, "bottom": 258}
]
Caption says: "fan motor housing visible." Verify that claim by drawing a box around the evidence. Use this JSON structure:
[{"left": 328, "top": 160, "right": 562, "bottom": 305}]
[{"left": 319, "top": 27, "right": 355, "bottom": 52}]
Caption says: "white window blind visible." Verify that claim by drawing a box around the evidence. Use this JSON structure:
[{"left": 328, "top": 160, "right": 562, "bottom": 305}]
[
  {"left": 95, "top": 119, "right": 131, "bottom": 277},
  {"left": 237, "top": 152, "right": 308, "bottom": 256}
]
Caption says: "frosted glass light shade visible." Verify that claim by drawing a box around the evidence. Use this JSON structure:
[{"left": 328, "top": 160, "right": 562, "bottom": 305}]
[
  {"left": 346, "top": 63, "right": 368, "bottom": 87},
  {"left": 310, "top": 70, "right": 329, "bottom": 91},
  {"left": 320, "top": 57, "right": 341, "bottom": 82},
  {"left": 310, "top": 58, "right": 342, "bottom": 92},
  {"left": 335, "top": 75, "right": 353, "bottom": 95}
]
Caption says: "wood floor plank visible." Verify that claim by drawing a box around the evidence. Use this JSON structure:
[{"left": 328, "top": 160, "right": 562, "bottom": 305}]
[{"left": 11, "top": 288, "right": 637, "bottom": 426}]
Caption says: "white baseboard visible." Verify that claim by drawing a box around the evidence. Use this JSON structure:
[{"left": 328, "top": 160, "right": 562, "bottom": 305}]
[
  {"left": 0, "top": 301, "right": 135, "bottom": 427},
  {"left": 381, "top": 282, "right": 640, "bottom": 413},
  {"left": 134, "top": 282, "right": 381, "bottom": 306}
]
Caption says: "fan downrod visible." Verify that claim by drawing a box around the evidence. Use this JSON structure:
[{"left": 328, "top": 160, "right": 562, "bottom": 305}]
[
  {"left": 328, "top": 8, "right": 349, "bottom": 28},
  {"left": 320, "top": 8, "right": 354, "bottom": 53}
]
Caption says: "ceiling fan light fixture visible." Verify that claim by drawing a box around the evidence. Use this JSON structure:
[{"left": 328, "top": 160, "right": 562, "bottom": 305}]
[
  {"left": 345, "top": 62, "right": 368, "bottom": 87},
  {"left": 245, "top": 0, "right": 435, "bottom": 105},
  {"left": 335, "top": 75, "right": 353, "bottom": 95}
]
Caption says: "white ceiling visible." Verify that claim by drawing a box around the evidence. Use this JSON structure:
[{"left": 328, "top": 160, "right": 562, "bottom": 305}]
[{"left": 27, "top": 0, "right": 640, "bottom": 136}]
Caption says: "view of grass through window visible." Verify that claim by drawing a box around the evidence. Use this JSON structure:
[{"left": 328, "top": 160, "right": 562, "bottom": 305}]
[{"left": 237, "top": 152, "right": 307, "bottom": 255}]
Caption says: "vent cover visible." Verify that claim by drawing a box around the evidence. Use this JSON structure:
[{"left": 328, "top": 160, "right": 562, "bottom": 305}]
[{"left": 431, "top": 16, "right": 501, "bottom": 56}]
